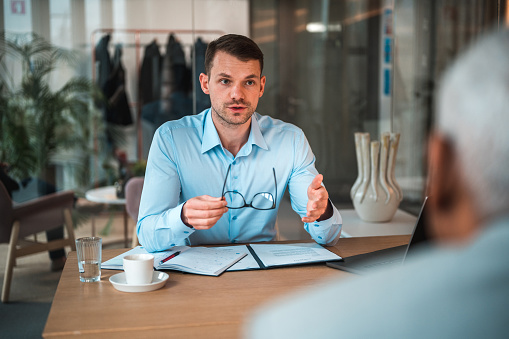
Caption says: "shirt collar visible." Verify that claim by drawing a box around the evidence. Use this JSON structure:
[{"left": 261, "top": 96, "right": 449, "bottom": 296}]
[
  {"left": 249, "top": 113, "right": 269, "bottom": 151},
  {"left": 201, "top": 110, "right": 269, "bottom": 154},
  {"left": 201, "top": 109, "right": 222, "bottom": 154}
]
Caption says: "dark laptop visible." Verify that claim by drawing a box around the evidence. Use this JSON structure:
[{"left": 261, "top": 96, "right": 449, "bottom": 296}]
[{"left": 327, "top": 196, "right": 431, "bottom": 274}]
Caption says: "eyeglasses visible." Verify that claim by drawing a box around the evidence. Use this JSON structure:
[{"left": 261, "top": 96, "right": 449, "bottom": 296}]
[{"left": 221, "top": 164, "right": 277, "bottom": 210}]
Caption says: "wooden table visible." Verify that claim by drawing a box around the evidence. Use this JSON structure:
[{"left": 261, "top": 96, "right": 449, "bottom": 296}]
[{"left": 43, "top": 236, "right": 410, "bottom": 338}]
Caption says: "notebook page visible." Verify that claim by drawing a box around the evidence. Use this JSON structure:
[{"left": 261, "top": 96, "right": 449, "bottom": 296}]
[
  {"left": 159, "top": 247, "right": 246, "bottom": 276},
  {"left": 249, "top": 243, "right": 342, "bottom": 267}
]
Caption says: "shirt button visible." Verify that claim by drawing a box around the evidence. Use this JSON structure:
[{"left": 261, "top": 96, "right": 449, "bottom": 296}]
[
  {"left": 233, "top": 176, "right": 238, "bottom": 179},
  {"left": 232, "top": 216, "right": 238, "bottom": 220}
]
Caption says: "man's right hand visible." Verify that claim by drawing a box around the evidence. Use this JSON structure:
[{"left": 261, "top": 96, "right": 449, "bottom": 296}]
[{"left": 181, "top": 195, "right": 228, "bottom": 230}]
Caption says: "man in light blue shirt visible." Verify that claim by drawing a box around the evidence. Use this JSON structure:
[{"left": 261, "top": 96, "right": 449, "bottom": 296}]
[{"left": 137, "top": 34, "right": 342, "bottom": 252}]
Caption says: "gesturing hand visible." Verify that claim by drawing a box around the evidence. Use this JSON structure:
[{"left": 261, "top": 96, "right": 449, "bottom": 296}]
[
  {"left": 302, "top": 174, "right": 332, "bottom": 223},
  {"left": 181, "top": 195, "right": 228, "bottom": 230}
]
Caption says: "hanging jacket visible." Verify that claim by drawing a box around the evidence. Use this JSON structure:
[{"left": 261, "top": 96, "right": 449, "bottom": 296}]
[
  {"left": 95, "top": 34, "right": 112, "bottom": 91},
  {"left": 139, "top": 40, "right": 162, "bottom": 105},
  {"left": 103, "top": 44, "right": 133, "bottom": 126},
  {"left": 160, "top": 34, "right": 191, "bottom": 120},
  {"left": 193, "top": 37, "right": 210, "bottom": 113}
]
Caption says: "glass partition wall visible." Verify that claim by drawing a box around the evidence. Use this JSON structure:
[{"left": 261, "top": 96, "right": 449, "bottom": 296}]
[
  {"left": 251, "top": 0, "right": 506, "bottom": 212},
  {"left": 1, "top": 0, "right": 506, "bottom": 210},
  {"left": 1, "top": 0, "right": 250, "bottom": 194}
]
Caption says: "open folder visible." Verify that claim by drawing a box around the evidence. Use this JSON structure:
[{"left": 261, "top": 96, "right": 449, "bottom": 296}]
[
  {"left": 101, "top": 246, "right": 247, "bottom": 276},
  {"left": 217, "top": 243, "right": 343, "bottom": 271}
]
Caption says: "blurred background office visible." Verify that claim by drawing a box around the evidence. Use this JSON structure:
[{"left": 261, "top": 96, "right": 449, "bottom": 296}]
[
  {"left": 0, "top": 1, "right": 507, "bottom": 335},
  {"left": 1, "top": 0, "right": 507, "bottom": 213}
]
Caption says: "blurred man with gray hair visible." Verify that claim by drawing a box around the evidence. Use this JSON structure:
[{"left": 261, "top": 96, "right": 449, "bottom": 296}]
[{"left": 245, "top": 29, "right": 509, "bottom": 339}]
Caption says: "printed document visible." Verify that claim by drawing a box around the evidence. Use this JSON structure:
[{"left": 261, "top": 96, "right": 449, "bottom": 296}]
[
  {"left": 217, "top": 243, "right": 342, "bottom": 270},
  {"left": 101, "top": 246, "right": 246, "bottom": 276}
]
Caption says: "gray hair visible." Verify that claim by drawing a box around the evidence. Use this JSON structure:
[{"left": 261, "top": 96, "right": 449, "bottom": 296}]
[{"left": 436, "top": 29, "right": 509, "bottom": 218}]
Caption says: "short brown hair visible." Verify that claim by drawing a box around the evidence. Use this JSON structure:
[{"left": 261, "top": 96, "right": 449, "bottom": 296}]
[{"left": 204, "top": 34, "right": 264, "bottom": 76}]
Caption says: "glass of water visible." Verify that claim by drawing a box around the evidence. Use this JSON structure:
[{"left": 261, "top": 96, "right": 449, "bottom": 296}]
[{"left": 75, "top": 237, "right": 102, "bottom": 282}]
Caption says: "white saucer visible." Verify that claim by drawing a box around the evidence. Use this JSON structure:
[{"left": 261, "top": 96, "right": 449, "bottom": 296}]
[{"left": 109, "top": 271, "right": 169, "bottom": 293}]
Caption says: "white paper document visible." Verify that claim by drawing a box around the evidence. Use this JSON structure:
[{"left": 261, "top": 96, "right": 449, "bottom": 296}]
[
  {"left": 249, "top": 243, "right": 342, "bottom": 268},
  {"left": 160, "top": 247, "right": 246, "bottom": 276},
  {"left": 215, "top": 245, "right": 261, "bottom": 271},
  {"left": 102, "top": 243, "right": 340, "bottom": 274},
  {"left": 217, "top": 243, "right": 342, "bottom": 270},
  {"left": 101, "top": 246, "right": 246, "bottom": 276}
]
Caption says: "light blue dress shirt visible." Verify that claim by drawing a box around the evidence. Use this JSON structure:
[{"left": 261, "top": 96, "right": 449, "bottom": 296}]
[{"left": 137, "top": 109, "right": 342, "bottom": 252}]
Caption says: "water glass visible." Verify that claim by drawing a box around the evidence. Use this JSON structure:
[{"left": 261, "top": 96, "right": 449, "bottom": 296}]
[{"left": 76, "top": 237, "right": 102, "bottom": 282}]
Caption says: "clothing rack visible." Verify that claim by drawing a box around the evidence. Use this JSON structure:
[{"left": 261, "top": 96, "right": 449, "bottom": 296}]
[{"left": 91, "top": 28, "right": 224, "bottom": 161}]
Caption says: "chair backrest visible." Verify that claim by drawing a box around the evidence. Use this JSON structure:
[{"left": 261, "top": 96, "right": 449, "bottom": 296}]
[
  {"left": 14, "top": 190, "right": 74, "bottom": 239},
  {"left": 125, "top": 177, "right": 144, "bottom": 222},
  {"left": 0, "top": 181, "right": 14, "bottom": 243}
]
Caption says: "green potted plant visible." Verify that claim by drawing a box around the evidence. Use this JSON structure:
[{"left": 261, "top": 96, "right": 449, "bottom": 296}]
[{"left": 0, "top": 31, "right": 103, "bottom": 192}]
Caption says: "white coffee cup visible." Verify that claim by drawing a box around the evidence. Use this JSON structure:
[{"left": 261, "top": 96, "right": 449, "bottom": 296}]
[{"left": 123, "top": 254, "right": 154, "bottom": 285}]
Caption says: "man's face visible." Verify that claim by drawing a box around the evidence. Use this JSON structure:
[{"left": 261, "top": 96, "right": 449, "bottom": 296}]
[{"left": 199, "top": 51, "right": 266, "bottom": 127}]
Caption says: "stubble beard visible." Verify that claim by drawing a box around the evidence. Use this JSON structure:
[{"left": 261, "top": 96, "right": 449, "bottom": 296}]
[{"left": 211, "top": 101, "right": 255, "bottom": 127}]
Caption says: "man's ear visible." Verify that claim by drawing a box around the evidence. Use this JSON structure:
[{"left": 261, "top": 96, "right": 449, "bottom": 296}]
[
  {"left": 259, "top": 75, "right": 266, "bottom": 98},
  {"left": 199, "top": 73, "right": 210, "bottom": 94},
  {"left": 426, "top": 132, "right": 480, "bottom": 243},
  {"left": 427, "top": 132, "right": 458, "bottom": 211}
]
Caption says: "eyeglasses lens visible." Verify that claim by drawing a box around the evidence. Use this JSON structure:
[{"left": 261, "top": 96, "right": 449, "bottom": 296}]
[{"left": 251, "top": 193, "right": 274, "bottom": 209}]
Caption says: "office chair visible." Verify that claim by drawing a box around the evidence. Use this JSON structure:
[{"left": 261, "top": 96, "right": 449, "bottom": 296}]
[
  {"left": 0, "top": 181, "right": 76, "bottom": 303},
  {"left": 124, "top": 176, "right": 144, "bottom": 248}
]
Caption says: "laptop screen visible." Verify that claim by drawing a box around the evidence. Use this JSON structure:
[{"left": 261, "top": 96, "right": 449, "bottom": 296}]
[
  {"left": 403, "top": 196, "right": 431, "bottom": 260},
  {"left": 326, "top": 196, "right": 433, "bottom": 274}
]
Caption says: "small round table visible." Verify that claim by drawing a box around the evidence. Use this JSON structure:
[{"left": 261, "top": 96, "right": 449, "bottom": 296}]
[{"left": 85, "top": 186, "right": 129, "bottom": 248}]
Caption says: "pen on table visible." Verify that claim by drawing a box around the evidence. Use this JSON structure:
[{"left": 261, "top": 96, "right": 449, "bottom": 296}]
[{"left": 160, "top": 251, "right": 181, "bottom": 265}]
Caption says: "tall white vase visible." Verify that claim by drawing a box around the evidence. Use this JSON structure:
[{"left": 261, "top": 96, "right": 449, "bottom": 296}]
[
  {"left": 387, "top": 133, "right": 403, "bottom": 202},
  {"left": 351, "top": 132, "right": 402, "bottom": 222},
  {"left": 350, "top": 133, "right": 365, "bottom": 200},
  {"left": 353, "top": 133, "right": 370, "bottom": 204}
]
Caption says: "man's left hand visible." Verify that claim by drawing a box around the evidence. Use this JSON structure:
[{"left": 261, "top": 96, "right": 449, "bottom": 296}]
[{"left": 302, "top": 174, "right": 333, "bottom": 223}]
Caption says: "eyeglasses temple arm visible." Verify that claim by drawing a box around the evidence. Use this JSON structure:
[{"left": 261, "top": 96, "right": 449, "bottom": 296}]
[
  {"left": 222, "top": 164, "right": 231, "bottom": 197},
  {"left": 273, "top": 168, "right": 277, "bottom": 208}
]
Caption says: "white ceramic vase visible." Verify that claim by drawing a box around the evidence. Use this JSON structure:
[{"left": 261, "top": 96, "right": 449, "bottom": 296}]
[{"left": 351, "top": 132, "right": 402, "bottom": 222}]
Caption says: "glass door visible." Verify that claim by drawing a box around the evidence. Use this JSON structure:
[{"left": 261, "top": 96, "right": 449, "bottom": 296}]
[{"left": 251, "top": 0, "right": 505, "bottom": 210}]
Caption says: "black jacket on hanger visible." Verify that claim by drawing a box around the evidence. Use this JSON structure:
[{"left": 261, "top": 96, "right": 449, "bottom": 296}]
[
  {"left": 139, "top": 40, "right": 162, "bottom": 105},
  {"left": 194, "top": 37, "right": 210, "bottom": 113},
  {"left": 95, "top": 34, "right": 112, "bottom": 91},
  {"left": 161, "top": 34, "right": 188, "bottom": 95},
  {"left": 160, "top": 34, "right": 192, "bottom": 120},
  {"left": 103, "top": 44, "right": 133, "bottom": 126}
]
